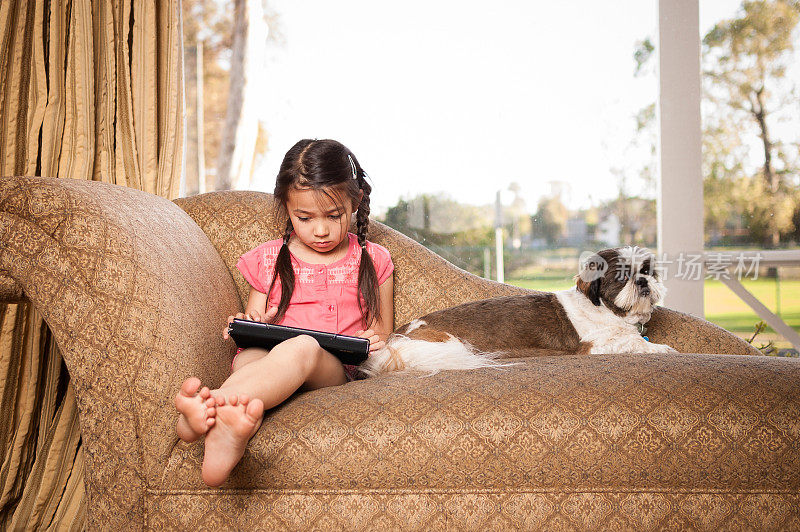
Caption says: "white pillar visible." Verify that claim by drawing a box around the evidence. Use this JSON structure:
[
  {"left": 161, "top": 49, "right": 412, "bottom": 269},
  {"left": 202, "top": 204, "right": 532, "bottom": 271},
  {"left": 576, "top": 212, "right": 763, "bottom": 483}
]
[
  {"left": 495, "top": 191, "right": 504, "bottom": 283},
  {"left": 657, "top": 0, "right": 705, "bottom": 317},
  {"left": 495, "top": 227, "right": 504, "bottom": 284},
  {"left": 196, "top": 40, "right": 206, "bottom": 194}
]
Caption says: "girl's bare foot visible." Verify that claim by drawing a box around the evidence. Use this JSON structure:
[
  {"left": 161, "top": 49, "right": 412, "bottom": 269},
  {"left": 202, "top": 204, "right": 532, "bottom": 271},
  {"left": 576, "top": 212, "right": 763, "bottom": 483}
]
[
  {"left": 201, "top": 393, "right": 264, "bottom": 487},
  {"left": 175, "top": 377, "right": 217, "bottom": 442}
]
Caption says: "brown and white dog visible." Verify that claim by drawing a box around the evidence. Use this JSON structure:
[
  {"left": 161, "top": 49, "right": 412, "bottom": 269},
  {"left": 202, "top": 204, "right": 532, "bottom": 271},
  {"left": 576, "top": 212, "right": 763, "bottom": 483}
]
[{"left": 360, "top": 246, "right": 677, "bottom": 377}]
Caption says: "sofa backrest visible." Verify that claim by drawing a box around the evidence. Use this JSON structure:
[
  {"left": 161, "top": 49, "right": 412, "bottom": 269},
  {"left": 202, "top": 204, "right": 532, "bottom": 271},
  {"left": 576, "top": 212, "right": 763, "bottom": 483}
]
[
  {"left": 173, "top": 190, "right": 526, "bottom": 329},
  {"left": 174, "top": 190, "right": 761, "bottom": 356}
]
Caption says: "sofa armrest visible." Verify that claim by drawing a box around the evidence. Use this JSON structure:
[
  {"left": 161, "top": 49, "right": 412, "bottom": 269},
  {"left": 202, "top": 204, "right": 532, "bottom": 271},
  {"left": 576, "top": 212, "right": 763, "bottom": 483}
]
[
  {"left": 0, "top": 177, "right": 242, "bottom": 528},
  {"left": 647, "top": 306, "right": 761, "bottom": 355}
]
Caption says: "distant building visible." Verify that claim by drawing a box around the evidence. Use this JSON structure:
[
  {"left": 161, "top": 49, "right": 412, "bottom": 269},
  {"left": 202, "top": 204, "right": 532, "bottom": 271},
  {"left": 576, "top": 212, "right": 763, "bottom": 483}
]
[
  {"left": 565, "top": 216, "right": 588, "bottom": 247},
  {"left": 597, "top": 213, "right": 621, "bottom": 247}
]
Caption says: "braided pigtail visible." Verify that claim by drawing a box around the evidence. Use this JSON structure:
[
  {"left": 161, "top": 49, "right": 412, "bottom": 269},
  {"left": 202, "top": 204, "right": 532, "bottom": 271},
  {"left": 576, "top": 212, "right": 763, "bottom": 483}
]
[
  {"left": 267, "top": 219, "right": 295, "bottom": 323},
  {"left": 354, "top": 171, "right": 380, "bottom": 327}
]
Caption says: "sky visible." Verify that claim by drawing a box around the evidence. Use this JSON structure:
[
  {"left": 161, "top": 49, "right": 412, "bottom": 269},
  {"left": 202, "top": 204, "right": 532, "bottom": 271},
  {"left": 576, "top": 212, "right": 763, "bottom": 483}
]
[{"left": 248, "top": 0, "right": 785, "bottom": 214}]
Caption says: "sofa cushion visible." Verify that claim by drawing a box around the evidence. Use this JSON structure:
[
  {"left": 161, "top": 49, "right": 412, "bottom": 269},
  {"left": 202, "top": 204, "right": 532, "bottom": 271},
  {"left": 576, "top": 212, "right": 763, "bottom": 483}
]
[{"left": 153, "top": 351, "right": 800, "bottom": 529}]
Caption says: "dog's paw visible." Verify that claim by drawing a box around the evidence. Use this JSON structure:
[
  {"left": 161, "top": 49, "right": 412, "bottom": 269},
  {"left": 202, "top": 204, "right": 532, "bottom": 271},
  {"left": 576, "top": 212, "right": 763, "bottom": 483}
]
[{"left": 647, "top": 342, "right": 678, "bottom": 353}]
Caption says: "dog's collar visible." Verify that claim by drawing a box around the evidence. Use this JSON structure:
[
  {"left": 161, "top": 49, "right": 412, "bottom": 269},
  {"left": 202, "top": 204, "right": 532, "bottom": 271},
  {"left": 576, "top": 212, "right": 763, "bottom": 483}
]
[{"left": 638, "top": 322, "right": 650, "bottom": 342}]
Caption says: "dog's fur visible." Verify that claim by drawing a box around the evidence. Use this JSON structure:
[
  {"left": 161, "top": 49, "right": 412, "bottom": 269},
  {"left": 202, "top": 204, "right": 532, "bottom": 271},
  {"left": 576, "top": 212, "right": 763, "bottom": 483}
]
[{"left": 360, "top": 246, "right": 676, "bottom": 377}]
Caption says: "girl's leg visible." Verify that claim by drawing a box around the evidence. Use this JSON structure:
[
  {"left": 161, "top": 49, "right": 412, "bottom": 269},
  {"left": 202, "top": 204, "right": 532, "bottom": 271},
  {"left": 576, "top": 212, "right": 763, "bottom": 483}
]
[
  {"left": 218, "top": 335, "right": 347, "bottom": 404},
  {"left": 202, "top": 335, "right": 347, "bottom": 486},
  {"left": 231, "top": 347, "right": 270, "bottom": 373}
]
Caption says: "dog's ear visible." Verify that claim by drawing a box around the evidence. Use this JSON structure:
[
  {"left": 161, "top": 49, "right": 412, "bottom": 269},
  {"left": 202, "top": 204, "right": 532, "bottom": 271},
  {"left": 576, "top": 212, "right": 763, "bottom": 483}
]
[
  {"left": 587, "top": 278, "right": 602, "bottom": 306},
  {"left": 574, "top": 275, "right": 602, "bottom": 306}
]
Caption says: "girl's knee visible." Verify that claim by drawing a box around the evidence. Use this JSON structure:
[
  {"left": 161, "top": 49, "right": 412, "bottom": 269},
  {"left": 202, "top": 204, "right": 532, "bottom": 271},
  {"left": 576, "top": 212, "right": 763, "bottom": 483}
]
[{"left": 287, "top": 334, "right": 323, "bottom": 373}]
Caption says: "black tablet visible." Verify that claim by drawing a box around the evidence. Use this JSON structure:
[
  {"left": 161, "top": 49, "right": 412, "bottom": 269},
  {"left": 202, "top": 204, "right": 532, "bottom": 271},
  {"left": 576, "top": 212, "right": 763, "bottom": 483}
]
[{"left": 227, "top": 318, "right": 370, "bottom": 365}]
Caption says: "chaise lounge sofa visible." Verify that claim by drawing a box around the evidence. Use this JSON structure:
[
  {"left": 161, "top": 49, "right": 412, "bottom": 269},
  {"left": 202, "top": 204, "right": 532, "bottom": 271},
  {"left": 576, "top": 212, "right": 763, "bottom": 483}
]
[{"left": 1, "top": 176, "right": 798, "bottom": 530}]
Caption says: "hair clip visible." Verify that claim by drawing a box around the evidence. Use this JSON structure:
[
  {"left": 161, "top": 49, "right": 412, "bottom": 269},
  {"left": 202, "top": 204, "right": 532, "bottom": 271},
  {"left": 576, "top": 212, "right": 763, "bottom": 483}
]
[{"left": 348, "top": 154, "right": 358, "bottom": 180}]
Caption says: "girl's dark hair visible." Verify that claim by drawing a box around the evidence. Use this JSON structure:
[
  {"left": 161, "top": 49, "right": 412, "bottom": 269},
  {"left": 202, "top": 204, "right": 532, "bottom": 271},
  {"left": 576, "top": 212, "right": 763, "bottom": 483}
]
[{"left": 268, "top": 139, "right": 380, "bottom": 327}]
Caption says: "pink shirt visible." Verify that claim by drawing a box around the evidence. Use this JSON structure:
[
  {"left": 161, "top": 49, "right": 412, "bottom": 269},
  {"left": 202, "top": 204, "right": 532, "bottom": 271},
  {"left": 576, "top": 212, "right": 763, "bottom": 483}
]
[{"left": 235, "top": 233, "right": 394, "bottom": 334}]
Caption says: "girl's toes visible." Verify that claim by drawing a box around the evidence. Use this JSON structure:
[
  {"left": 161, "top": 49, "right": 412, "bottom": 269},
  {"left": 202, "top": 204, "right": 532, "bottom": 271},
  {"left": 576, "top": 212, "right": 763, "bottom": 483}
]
[
  {"left": 245, "top": 398, "right": 264, "bottom": 422},
  {"left": 204, "top": 397, "right": 215, "bottom": 408},
  {"left": 206, "top": 416, "right": 216, "bottom": 427},
  {"left": 180, "top": 377, "right": 202, "bottom": 397},
  {"left": 206, "top": 406, "right": 216, "bottom": 418},
  {"left": 228, "top": 395, "right": 239, "bottom": 406},
  {"left": 239, "top": 394, "right": 250, "bottom": 405},
  {"left": 199, "top": 386, "right": 211, "bottom": 399}
]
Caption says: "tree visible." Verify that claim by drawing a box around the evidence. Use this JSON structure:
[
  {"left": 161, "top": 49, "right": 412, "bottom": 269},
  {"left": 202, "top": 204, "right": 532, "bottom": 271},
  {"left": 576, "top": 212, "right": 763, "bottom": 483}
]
[
  {"left": 381, "top": 193, "right": 494, "bottom": 247},
  {"left": 605, "top": 39, "right": 659, "bottom": 246},
  {"left": 702, "top": 115, "right": 750, "bottom": 242},
  {"left": 531, "top": 195, "right": 568, "bottom": 246},
  {"left": 182, "top": 0, "right": 281, "bottom": 193},
  {"left": 182, "top": 0, "right": 233, "bottom": 194},
  {"left": 506, "top": 182, "right": 532, "bottom": 248},
  {"left": 634, "top": 1, "right": 800, "bottom": 247},
  {"left": 703, "top": 0, "right": 800, "bottom": 246},
  {"left": 604, "top": 195, "right": 657, "bottom": 247}
]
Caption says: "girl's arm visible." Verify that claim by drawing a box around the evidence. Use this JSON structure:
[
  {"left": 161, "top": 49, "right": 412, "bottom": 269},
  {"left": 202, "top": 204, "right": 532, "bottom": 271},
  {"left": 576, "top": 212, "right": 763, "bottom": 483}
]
[
  {"left": 374, "top": 275, "right": 394, "bottom": 340},
  {"left": 243, "top": 287, "right": 269, "bottom": 318},
  {"left": 357, "top": 274, "right": 394, "bottom": 351}
]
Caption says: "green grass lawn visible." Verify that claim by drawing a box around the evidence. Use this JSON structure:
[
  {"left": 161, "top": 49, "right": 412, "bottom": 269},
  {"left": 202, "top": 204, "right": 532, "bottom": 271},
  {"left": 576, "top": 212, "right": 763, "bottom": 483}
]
[
  {"left": 703, "top": 278, "right": 800, "bottom": 348},
  {"left": 506, "top": 276, "right": 800, "bottom": 349}
]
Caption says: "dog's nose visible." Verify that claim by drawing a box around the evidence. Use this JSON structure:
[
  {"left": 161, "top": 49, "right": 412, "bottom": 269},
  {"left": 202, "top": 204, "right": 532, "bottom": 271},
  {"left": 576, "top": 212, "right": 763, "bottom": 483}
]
[{"left": 636, "top": 277, "right": 648, "bottom": 287}]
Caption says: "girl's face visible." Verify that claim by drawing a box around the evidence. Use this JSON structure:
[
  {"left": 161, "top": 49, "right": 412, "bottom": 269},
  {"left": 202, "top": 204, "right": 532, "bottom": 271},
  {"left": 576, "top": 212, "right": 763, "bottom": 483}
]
[{"left": 286, "top": 186, "right": 361, "bottom": 254}]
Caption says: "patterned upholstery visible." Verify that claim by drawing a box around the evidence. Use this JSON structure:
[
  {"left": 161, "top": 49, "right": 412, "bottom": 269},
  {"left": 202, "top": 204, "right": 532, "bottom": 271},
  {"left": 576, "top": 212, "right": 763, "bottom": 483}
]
[{"left": 3, "top": 176, "right": 798, "bottom": 531}]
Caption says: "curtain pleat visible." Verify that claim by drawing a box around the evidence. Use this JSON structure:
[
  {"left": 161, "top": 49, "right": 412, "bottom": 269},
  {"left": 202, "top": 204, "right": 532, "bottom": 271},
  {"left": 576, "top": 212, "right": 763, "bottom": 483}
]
[
  {"left": 1, "top": 0, "right": 33, "bottom": 174},
  {"left": 115, "top": 0, "right": 140, "bottom": 190},
  {"left": 132, "top": 0, "right": 158, "bottom": 194},
  {"left": 0, "top": 0, "right": 185, "bottom": 528},
  {"left": 92, "top": 1, "right": 116, "bottom": 183},
  {"left": 58, "top": 0, "right": 96, "bottom": 181},
  {"left": 47, "top": 445, "right": 86, "bottom": 532},
  {"left": 40, "top": 0, "right": 68, "bottom": 178},
  {"left": 27, "top": 0, "right": 48, "bottom": 176},
  {"left": 0, "top": 302, "right": 35, "bottom": 518},
  {"left": 157, "top": 0, "right": 185, "bottom": 200}
]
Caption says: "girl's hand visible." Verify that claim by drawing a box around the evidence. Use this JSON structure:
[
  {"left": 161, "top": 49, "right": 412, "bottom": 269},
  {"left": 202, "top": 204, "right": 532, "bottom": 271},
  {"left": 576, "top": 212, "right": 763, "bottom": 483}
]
[
  {"left": 355, "top": 329, "right": 385, "bottom": 352},
  {"left": 222, "top": 307, "right": 278, "bottom": 339},
  {"left": 222, "top": 313, "right": 247, "bottom": 340},
  {"left": 245, "top": 306, "right": 279, "bottom": 323},
  {"left": 259, "top": 306, "right": 279, "bottom": 323}
]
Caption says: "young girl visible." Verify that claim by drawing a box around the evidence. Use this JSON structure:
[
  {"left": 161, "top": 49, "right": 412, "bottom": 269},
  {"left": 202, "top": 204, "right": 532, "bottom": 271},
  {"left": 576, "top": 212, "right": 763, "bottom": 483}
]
[{"left": 174, "top": 139, "right": 394, "bottom": 487}]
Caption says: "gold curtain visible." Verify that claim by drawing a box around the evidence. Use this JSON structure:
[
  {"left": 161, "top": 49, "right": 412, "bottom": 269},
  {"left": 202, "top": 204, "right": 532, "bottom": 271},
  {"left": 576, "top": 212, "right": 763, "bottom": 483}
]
[{"left": 0, "top": 0, "right": 184, "bottom": 528}]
